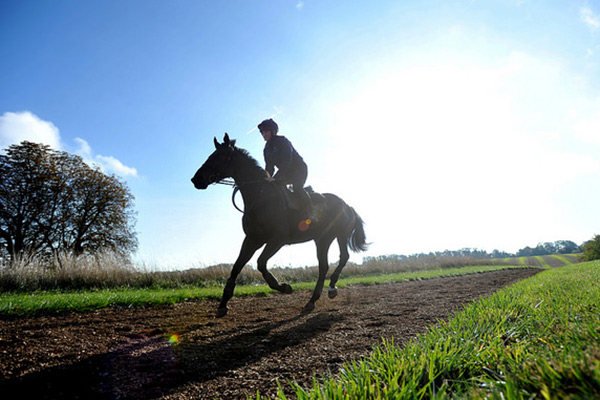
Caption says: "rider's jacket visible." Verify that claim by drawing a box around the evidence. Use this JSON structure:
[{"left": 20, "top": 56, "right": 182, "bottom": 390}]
[{"left": 263, "top": 135, "right": 307, "bottom": 185}]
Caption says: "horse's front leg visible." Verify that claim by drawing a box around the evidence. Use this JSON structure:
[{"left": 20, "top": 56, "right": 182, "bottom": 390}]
[
  {"left": 217, "top": 237, "right": 263, "bottom": 318},
  {"left": 304, "top": 239, "right": 334, "bottom": 312},
  {"left": 257, "top": 241, "right": 292, "bottom": 294}
]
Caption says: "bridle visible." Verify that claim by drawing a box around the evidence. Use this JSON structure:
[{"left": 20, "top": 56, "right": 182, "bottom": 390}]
[
  {"left": 207, "top": 147, "right": 266, "bottom": 213},
  {"left": 206, "top": 147, "right": 235, "bottom": 185}
]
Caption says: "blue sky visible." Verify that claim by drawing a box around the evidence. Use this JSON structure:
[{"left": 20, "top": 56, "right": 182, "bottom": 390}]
[{"left": 1, "top": 1, "right": 600, "bottom": 269}]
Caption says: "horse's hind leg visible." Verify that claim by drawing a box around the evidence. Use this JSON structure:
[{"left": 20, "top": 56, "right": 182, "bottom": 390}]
[
  {"left": 257, "top": 241, "right": 292, "bottom": 294},
  {"left": 327, "top": 237, "right": 350, "bottom": 299},
  {"left": 305, "top": 238, "right": 334, "bottom": 312}
]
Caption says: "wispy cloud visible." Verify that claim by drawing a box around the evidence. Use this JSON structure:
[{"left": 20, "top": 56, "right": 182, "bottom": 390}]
[
  {"left": 0, "top": 111, "right": 137, "bottom": 178},
  {"left": 73, "top": 137, "right": 138, "bottom": 177},
  {"left": 296, "top": 1, "right": 304, "bottom": 11},
  {"left": 581, "top": 5, "right": 600, "bottom": 30}
]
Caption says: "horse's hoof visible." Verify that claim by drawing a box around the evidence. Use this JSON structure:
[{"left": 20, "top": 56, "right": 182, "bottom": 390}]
[
  {"left": 281, "top": 283, "right": 293, "bottom": 294},
  {"left": 328, "top": 287, "right": 338, "bottom": 299},
  {"left": 215, "top": 307, "right": 228, "bottom": 318},
  {"left": 303, "top": 302, "right": 315, "bottom": 312}
]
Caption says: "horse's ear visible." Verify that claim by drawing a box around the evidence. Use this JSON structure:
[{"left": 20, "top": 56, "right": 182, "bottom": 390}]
[
  {"left": 214, "top": 137, "right": 220, "bottom": 149},
  {"left": 223, "top": 133, "right": 236, "bottom": 147}
]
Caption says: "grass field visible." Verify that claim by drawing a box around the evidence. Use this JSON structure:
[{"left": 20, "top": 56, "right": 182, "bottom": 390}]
[
  {"left": 2, "top": 253, "right": 594, "bottom": 398},
  {"left": 266, "top": 260, "right": 600, "bottom": 399},
  {"left": 0, "top": 253, "right": 582, "bottom": 317},
  {"left": 0, "top": 264, "right": 532, "bottom": 317},
  {"left": 1, "top": 252, "right": 512, "bottom": 293}
]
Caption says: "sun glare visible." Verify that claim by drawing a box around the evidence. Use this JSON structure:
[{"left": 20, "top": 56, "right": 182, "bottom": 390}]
[{"left": 314, "top": 57, "right": 596, "bottom": 255}]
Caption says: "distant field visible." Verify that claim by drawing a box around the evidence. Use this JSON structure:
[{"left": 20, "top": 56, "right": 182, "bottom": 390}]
[{"left": 498, "top": 253, "right": 582, "bottom": 268}]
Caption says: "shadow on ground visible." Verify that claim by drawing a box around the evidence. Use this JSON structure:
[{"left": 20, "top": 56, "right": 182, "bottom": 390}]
[{"left": 0, "top": 311, "right": 344, "bottom": 399}]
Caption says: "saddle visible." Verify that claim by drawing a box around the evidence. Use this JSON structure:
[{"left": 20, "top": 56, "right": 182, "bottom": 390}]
[{"left": 276, "top": 185, "right": 326, "bottom": 211}]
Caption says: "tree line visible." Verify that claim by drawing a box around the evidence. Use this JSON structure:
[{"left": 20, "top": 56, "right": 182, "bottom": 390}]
[
  {"left": 364, "top": 239, "right": 585, "bottom": 264},
  {"left": 513, "top": 240, "right": 581, "bottom": 256},
  {"left": 0, "top": 141, "right": 137, "bottom": 263}
]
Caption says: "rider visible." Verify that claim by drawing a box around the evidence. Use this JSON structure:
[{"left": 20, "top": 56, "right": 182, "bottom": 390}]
[{"left": 258, "top": 118, "right": 313, "bottom": 218}]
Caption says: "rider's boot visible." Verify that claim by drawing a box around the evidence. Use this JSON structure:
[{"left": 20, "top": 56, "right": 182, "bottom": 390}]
[{"left": 297, "top": 188, "right": 315, "bottom": 221}]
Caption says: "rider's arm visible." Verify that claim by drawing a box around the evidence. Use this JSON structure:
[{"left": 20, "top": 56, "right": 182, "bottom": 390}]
[
  {"left": 272, "top": 138, "right": 293, "bottom": 182},
  {"left": 264, "top": 147, "right": 275, "bottom": 178}
]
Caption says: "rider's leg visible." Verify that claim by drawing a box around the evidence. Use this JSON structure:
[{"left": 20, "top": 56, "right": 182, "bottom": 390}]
[{"left": 292, "top": 164, "right": 313, "bottom": 218}]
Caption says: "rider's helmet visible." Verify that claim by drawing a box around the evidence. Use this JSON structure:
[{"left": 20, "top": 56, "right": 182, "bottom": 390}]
[{"left": 257, "top": 119, "right": 279, "bottom": 135}]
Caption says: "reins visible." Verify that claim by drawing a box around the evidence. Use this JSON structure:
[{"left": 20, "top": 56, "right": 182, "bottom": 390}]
[{"left": 215, "top": 179, "right": 265, "bottom": 213}]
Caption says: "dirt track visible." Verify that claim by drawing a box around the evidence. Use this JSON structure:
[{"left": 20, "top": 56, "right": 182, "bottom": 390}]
[{"left": 0, "top": 268, "right": 539, "bottom": 399}]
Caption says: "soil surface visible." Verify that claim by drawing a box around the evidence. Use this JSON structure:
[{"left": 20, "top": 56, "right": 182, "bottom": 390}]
[{"left": 0, "top": 268, "right": 539, "bottom": 399}]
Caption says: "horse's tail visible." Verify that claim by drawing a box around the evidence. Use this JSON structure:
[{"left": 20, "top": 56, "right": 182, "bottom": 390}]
[{"left": 349, "top": 208, "right": 369, "bottom": 253}]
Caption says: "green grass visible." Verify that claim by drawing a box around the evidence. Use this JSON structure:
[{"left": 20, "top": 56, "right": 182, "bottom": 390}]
[
  {"left": 0, "top": 265, "right": 531, "bottom": 317},
  {"left": 0, "top": 284, "right": 268, "bottom": 317},
  {"left": 267, "top": 261, "right": 600, "bottom": 399}
]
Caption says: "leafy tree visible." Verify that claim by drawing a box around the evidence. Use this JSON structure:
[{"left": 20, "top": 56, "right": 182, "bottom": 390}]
[
  {"left": 582, "top": 235, "right": 600, "bottom": 261},
  {"left": 517, "top": 246, "right": 535, "bottom": 257},
  {"left": 554, "top": 240, "right": 580, "bottom": 254},
  {"left": 0, "top": 141, "right": 137, "bottom": 262},
  {"left": 491, "top": 249, "right": 512, "bottom": 258},
  {"left": 516, "top": 240, "right": 581, "bottom": 257}
]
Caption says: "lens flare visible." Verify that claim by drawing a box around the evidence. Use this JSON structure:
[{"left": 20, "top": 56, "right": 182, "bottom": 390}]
[
  {"left": 298, "top": 219, "right": 312, "bottom": 231},
  {"left": 169, "top": 334, "right": 179, "bottom": 344}
]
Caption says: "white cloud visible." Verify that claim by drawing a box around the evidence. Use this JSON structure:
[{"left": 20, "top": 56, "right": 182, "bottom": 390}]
[
  {"left": 74, "top": 137, "right": 138, "bottom": 177},
  {"left": 96, "top": 155, "right": 138, "bottom": 177},
  {"left": 581, "top": 6, "right": 600, "bottom": 30},
  {"left": 0, "top": 111, "right": 137, "bottom": 177},
  {"left": 0, "top": 111, "right": 62, "bottom": 150},
  {"left": 73, "top": 137, "right": 93, "bottom": 157},
  {"left": 296, "top": 1, "right": 304, "bottom": 11}
]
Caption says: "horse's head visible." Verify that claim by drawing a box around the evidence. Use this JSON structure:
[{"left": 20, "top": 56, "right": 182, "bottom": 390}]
[{"left": 191, "top": 133, "right": 237, "bottom": 189}]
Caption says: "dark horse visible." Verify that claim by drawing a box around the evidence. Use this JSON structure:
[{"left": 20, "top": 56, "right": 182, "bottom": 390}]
[{"left": 191, "top": 134, "right": 368, "bottom": 317}]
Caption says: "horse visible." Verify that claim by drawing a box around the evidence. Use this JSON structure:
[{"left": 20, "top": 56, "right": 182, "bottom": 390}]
[{"left": 191, "top": 133, "right": 368, "bottom": 317}]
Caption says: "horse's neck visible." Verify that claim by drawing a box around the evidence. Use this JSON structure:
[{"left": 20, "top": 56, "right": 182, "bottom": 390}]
[
  {"left": 232, "top": 150, "right": 265, "bottom": 183},
  {"left": 232, "top": 150, "right": 268, "bottom": 203}
]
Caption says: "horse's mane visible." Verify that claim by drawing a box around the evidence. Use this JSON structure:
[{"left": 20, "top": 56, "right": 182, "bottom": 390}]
[{"left": 234, "top": 146, "right": 265, "bottom": 173}]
